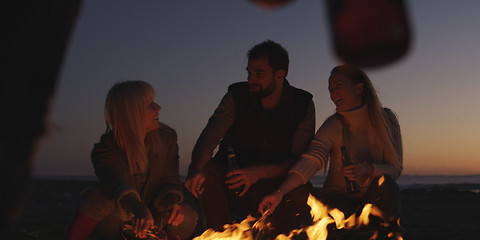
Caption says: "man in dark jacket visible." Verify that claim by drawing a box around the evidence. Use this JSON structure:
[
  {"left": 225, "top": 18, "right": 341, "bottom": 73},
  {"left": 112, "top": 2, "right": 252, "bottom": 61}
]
[{"left": 185, "top": 40, "right": 316, "bottom": 237}]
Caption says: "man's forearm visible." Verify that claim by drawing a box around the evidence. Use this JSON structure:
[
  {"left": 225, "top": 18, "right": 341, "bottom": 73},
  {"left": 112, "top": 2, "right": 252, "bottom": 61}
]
[
  {"left": 188, "top": 142, "right": 214, "bottom": 176},
  {"left": 188, "top": 93, "right": 235, "bottom": 177}
]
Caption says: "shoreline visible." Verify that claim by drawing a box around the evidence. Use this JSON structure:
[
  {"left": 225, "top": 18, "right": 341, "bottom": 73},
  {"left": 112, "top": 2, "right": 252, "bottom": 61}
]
[{"left": 33, "top": 174, "right": 480, "bottom": 192}]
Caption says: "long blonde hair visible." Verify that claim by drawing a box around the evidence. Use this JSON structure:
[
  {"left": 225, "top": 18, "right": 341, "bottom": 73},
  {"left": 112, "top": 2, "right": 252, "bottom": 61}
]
[
  {"left": 331, "top": 65, "right": 402, "bottom": 171},
  {"left": 105, "top": 80, "right": 155, "bottom": 175}
]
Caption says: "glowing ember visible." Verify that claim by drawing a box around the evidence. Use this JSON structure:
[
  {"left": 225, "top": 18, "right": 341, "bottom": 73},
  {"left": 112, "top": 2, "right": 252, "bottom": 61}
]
[{"left": 378, "top": 175, "right": 386, "bottom": 186}]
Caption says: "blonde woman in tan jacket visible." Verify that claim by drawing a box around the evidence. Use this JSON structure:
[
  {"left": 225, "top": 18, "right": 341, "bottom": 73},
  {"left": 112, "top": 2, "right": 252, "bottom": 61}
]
[{"left": 64, "top": 81, "right": 198, "bottom": 240}]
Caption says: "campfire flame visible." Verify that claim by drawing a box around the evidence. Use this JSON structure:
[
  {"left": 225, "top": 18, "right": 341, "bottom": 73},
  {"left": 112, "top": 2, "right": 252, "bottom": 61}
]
[
  {"left": 193, "top": 193, "right": 403, "bottom": 240},
  {"left": 194, "top": 215, "right": 257, "bottom": 240}
]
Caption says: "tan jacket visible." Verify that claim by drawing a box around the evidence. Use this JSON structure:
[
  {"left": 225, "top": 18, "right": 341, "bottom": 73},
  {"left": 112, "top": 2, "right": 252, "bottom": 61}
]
[{"left": 91, "top": 122, "right": 183, "bottom": 217}]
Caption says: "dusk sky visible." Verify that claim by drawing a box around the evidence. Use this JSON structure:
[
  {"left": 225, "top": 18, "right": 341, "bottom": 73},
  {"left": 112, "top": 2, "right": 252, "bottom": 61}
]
[{"left": 35, "top": 0, "right": 480, "bottom": 177}]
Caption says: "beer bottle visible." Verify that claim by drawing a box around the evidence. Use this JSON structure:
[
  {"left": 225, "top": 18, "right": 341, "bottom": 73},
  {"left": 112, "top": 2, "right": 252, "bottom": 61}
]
[
  {"left": 227, "top": 147, "right": 245, "bottom": 195},
  {"left": 341, "top": 146, "right": 361, "bottom": 193}
]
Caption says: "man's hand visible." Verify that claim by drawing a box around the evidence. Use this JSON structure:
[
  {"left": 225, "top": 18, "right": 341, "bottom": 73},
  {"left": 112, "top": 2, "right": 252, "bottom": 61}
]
[
  {"left": 258, "top": 189, "right": 283, "bottom": 215},
  {"left": 225, "top": 166, "right": 264, "bottom": 197},
  {"left": 185, "top": 171, "right": 206, "bottom": 198}
]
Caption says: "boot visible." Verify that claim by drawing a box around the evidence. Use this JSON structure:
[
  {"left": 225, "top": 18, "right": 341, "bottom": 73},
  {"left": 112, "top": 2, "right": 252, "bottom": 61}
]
[{"left": 63, "top": 208, "right": 98, "bottom": 240}]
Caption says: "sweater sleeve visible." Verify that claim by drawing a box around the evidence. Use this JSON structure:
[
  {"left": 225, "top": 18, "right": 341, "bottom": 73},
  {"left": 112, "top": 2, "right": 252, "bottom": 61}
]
[
  {"left": 371, "top": 108, "right": 403, "bottom": 180},
  {"left": 290, "top": 115, "right": 340, "bottom": 183}
]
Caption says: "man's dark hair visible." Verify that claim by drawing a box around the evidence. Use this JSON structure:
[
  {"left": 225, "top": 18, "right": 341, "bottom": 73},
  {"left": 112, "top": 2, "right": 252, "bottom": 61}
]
[{"left": 247, "top": 40, "right": 289, "bottom": 74}]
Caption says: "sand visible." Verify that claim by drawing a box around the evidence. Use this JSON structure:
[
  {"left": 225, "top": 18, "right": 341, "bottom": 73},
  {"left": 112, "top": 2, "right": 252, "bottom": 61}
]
[{"left": 7, "top": 179, "right": 480, "bottom": 240}]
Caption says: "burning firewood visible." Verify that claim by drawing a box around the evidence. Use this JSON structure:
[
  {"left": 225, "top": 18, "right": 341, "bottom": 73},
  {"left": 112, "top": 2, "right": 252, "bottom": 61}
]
[
  {"left": 122, "top": 224, "right": 168, "bottom": 240},
  {"left": 193, "top": 194, "right": 403, "bottom": 240}
]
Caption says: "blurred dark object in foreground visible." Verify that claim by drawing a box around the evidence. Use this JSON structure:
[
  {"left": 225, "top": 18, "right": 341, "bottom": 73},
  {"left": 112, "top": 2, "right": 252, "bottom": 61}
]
[
  {"left": 327, "top": 0, "right": 411, "bottom": 68},
  {"left": 249, "top": 0, "right": 297, "bottom": 9},
  {"left": 1, "top": 0, "right": 82, "bottom": 238}
]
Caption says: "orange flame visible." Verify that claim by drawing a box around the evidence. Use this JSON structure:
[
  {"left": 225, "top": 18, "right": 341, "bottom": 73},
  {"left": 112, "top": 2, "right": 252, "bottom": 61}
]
[
  {"left": 194, "top": 215, "right": 257, "bottom": 240},
  {"left": 194, "top": 194, "right": 402, "bottom": 240}
]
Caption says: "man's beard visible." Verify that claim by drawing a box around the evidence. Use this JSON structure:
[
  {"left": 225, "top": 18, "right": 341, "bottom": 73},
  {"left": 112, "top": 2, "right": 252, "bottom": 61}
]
[{"left": 249, "top": 79, "right": 276, "bottom": 100}]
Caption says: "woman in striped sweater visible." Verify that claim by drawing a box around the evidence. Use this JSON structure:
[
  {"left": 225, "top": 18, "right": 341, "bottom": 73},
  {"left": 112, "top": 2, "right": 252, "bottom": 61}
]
[{"left": 259, "top": 64, "right": 403, "bottom": 226}]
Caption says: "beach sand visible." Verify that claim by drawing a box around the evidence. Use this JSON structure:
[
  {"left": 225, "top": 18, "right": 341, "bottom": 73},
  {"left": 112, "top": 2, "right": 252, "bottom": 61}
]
[{"left": 8, "top": 179, "right": 480, "bottom": 240}]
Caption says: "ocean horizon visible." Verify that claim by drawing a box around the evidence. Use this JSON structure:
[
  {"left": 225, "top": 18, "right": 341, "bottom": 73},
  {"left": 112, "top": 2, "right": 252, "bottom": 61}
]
[
  {"left": 311, "top": 174, "right": 480, "bottom": 193},
  {"left": 34, "top": 174, "right": 480, "bottom": 192}
]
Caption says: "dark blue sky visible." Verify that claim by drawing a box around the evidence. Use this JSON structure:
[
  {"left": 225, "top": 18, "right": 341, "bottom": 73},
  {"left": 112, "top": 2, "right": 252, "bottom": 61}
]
[{"left": 36, "top": 0, "right": 480, "bottom": 176}]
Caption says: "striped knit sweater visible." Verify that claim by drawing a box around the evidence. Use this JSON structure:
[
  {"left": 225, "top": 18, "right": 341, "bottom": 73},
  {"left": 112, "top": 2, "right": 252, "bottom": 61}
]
[{"left": 290, "top": 105, "right": 402, "bottom": 198}]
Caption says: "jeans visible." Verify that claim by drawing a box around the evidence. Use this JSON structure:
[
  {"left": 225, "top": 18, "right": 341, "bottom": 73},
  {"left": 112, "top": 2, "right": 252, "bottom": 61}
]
[{"left": 199, "top": 159, "right": 313, "bottom": 237}]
